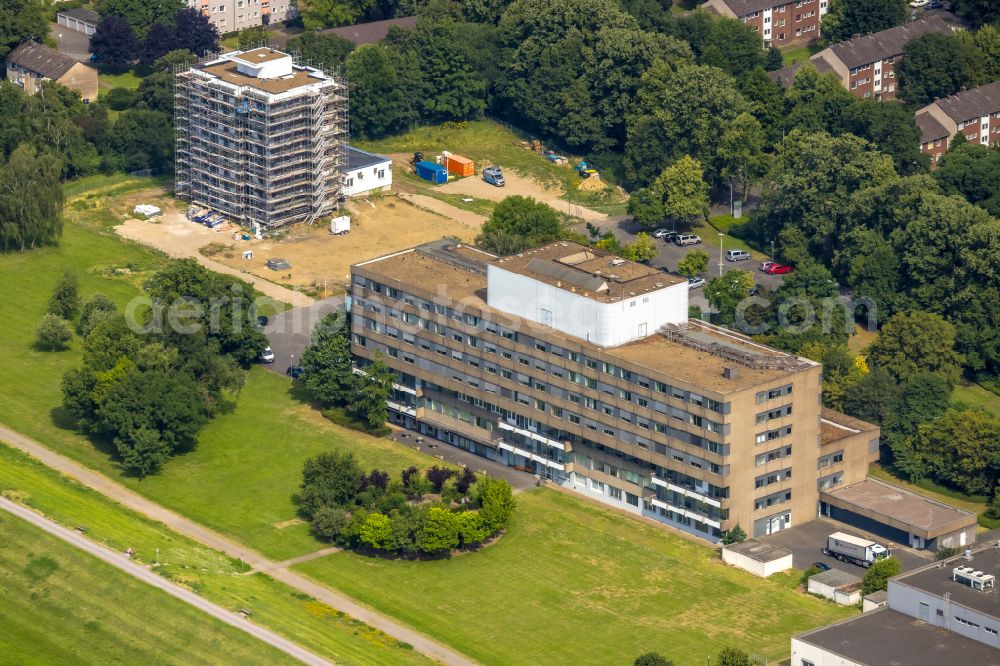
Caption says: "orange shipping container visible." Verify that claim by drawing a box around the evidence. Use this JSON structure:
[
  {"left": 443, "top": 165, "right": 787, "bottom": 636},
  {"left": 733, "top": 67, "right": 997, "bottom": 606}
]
[{"left": 444, "top": 154, "right": 474, "bottom": 177}]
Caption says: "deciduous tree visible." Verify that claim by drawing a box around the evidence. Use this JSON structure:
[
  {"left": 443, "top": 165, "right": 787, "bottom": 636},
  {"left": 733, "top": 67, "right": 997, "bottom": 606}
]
[
  {"left": 0, "top": 144, "right": 64, "bottom": 251},
  {"left": 299, "top": 451, "right": 364, "bottom": 517},
  {"left": 301, "top": 311, "right": 355, "bottom": 407},
  {"left": 350, "top": 356, "right": 395, "bottom": 429},
  {"left": 869, "top": 311, "right": 962, "bottom": 385},
  {"left": 359, "top": 512, "right": 394, "bottom": 550},
  {"left": 47, "top": 272, "right": 80, "bottom": 320},
  {"left": 476, "top": 196, "right": 562, "bottom": 253},
  {"left": 717, "top": 112, "right": 768, "bottom": 200},
  {"left": 653, "top": 156, "right": 710, "bottom": 227},
  {"left": 899, "top": 33, "right": 977, "bottom": 107},
  {"left": 477, "top": 476, "right": 515, "bottom": 534},
  {"left": 36, "top": 314, "right": 73, "bottom": 351},
  {"left": 822, "top": 0, "right": 906, "bottom": 43},
  {"left": 418, "top": 507, "right": 460, "bottom": 553},
  {"left": 0, "top": 0, "right": 48, "bottom": 60},
  {"left": 677, "top": 250, "right": 709, "bottom": 278},
  {"left": 861, "top": 556, "right": 901, "bottom": 595},
  {"left": 91, "top": 16, "right": 141, "bottom": 73}
]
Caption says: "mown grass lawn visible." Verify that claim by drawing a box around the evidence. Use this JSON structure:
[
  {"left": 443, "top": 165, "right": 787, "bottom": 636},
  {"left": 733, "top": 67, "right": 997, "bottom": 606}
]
[
  {"left": 297, "top": 489, "right": 854, "bottom": 666},
  {"left": 0, "top": 444, "right": 431, "bottom": 666},
  {"left": 97, "top": 68, "right": 144, "bottom": 91},
  {"left": 780, "top": 43, "right": 823, "bottom": 67},
  {"left": 0, "top": 510, "right": 294, "bottom": 666},
  {"left": 0, "top": 179, "right": 441, "bottom": 559},
  {"left": 952, "top": 381, "right": 1000, "bottom": 418}
]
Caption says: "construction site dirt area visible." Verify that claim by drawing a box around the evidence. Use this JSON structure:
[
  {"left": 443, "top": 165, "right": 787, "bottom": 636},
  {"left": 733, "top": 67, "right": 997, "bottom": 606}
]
[
  {"left": 388, "top": 154, "right": 609, "bottom": 222},
  {"left": 208, "top": 197, "right": 477, "bottom": 295}
]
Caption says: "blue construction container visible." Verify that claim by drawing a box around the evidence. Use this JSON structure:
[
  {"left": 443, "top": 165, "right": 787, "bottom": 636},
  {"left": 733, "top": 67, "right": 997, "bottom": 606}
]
[{"left": 415, "top": 160, "right": 448, "bottom": 184}]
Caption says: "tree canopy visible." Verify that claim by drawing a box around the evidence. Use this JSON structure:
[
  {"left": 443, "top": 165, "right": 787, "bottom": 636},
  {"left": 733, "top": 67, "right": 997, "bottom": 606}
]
[
  {"left": 822, "top": 0, "right": 906, "bottom": 43},
  {"left": 476, "top": 195, "right": 563, "bottom": 254}
]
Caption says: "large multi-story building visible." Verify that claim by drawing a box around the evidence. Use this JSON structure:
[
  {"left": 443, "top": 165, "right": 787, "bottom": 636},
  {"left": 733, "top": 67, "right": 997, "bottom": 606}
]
[
  {"left": 793, "top": 543, "right": 1000, "bottom": 665},
  {"left": 768, "top": 16, "right": 956, "bottom": 101},
  {"left": 704, "top": 0, "right": 829, "bottom": 48},
  {"left": 174, "top": 47, "right": 347, "bottom": 228},
  {"left": 917, "top": 81, "right": 1000, "bottom": 167},
  {"left": 349, "top": 240, "right": 878, "bottom": 542},
  {"left": 186, "top": 0, "right": 296, "bottom": 33}
]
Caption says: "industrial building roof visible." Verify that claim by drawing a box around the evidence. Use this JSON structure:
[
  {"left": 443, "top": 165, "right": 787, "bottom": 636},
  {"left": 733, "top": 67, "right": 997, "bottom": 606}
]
[
  {"left": 347, "top": 147, "right": 391, "bottom": 171},
  {"left": 57, "top": 7, "right": 100, "bottom": 23},
  {"left": 915, "top": 111, "right": 952, "bottom": 144},
  {"left": 795, "top": 608, "right": 1000, "bottom": 666},
  {"left": 490, "top": 242, "right": 684, "bottom": 304},
  {"left": 822, "top": 477, "right": 975, "bottom": 539},
  {"left": 827, "top": 16, "right": 955, "bottom": 69},
  {"left": 354, "top": 242, "right": 816, "bottom": 393},
  {"left": 930, "top": 80, "right": 1000, "bottom": 123},
  {"left": 893, "top": 546, "right": 1000, "bottom": 619},
  {"left": 724, "top": 539, "right": 791, "bottom": 563},
  {"left": 6, "top": 41, "right": 84, "bottom": 80}
]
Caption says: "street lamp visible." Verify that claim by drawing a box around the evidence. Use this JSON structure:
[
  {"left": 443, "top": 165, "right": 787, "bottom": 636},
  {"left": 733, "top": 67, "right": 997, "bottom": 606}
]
[
  {"left": 718, "top": 233, "right": 724, "bottom": 276},
  {"left": 290, "top": 353, "right": 295, "bottom": 371}
]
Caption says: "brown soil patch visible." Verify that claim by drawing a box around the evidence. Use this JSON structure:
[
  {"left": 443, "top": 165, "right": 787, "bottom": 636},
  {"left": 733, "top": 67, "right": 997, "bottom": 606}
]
[{"left": 210, "top": 195, "right": 477, "bottom": 296}]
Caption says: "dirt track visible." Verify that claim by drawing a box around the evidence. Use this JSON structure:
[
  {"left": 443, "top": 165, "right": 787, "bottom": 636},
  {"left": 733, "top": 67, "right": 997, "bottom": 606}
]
[{"left": 437, "top": 171, "right": 607, "bottom": 221}]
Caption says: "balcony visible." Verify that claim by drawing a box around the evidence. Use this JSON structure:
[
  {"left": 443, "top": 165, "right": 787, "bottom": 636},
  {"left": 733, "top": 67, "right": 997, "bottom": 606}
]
[
  {"left": 649, "top": 498, "right": 721, "bottom": 529},
  {"left": 650, "top": 475, "right": 722, "bottom": 508},
  {"left": 497, "top": 420, "right": 566, "bottom": 451},
  {"left": 496, "top": 441, "right": 565, "bottom": 472}
]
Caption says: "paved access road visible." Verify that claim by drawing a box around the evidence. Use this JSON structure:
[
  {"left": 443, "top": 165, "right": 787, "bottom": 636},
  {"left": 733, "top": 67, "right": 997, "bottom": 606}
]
[
  {"left": 0, "top": 495, "right": 332, "bottom": 666},
  {"left": 261, "top": 296, "right": 343, "bottom": 375},
  {"left": 0, "top": 424, "right": 477, "bottom": 666},
  {"left": 760, "top": 518, "right": 932, "bottom": 575}
]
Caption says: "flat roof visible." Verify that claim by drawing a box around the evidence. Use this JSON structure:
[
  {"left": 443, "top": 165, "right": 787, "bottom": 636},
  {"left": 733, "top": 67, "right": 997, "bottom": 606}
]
[
  {"left": 893, "top": 546, "right": 1000, "bottom": 619},
  {"left": 491, "top": 242, "right": 684, "bottom": 304},
  {"left": 822, "top": 477, "right": 976, "bottom": 539},
  {"left": 795, "top": 608, "right": 1000, "bottom": 666},
  {"left": 354, "top": 242, "right": 815, "bottom": 393},
  {"left": 230, "top": 47, "right": 290, "bottom": 64},
  {"left": 198, "top": 50, "right": 331, "bottom": 95},
  {"left": 724, "top": 538, "right": 791, "bottom": 563},
  {"left": 347, "top": 146, "right": 390, "bottom": 171},
  {"left": 811, "top": 568, "right": 862, "bottom": 590},
  {"left": 820, "top": 408, "right": 878, "bottom": 445}
]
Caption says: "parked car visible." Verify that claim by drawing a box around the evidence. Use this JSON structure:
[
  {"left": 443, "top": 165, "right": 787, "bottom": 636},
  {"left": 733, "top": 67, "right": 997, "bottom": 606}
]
[
  {"left": 286, "top": 365, "right": 304, "bottom": 379},
  {"left": 759, "top": 261, "right": 776, "bottom": 272},
  {"left": 812, "top": 562, "right": 832, "bottom": 572},
  {"left": 908, "top": 0, "right": 929, "bottom": 7},
  {"left": 765, "top": 263, "right": 794, "bottom": 275},
  {"left": 256, "top": 315, "right": 269, "bottom": 328},
  {"left": 259, "top": 346, "right": 275, "bottom": 364},
  {"left": 482, "top": 166, "right": 505, "bottom": 187},
  {"left": 652, "top": 228, "right": 677, "bottom": 240},
  {"left": 674, "top": 234, "right": 702, "bottom": 246},
  {"left": 725, "top": 249, "right": 751, "bottom": 262},
  {"left": 687, "top": 277, "right": 706, "bottom": 289}
]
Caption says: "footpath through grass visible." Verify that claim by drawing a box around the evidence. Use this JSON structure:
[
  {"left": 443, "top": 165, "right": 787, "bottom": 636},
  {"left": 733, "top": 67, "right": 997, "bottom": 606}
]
[
  {"left": 0, "top": 179, "right": 424, "bottom": 559},
  {"left": 297, "top": 489, "right": 853, "bottom": 665},
  {"left": 0, "top": 510, "right": 294, "bottom": 666},
  {"left": 0, "top": 443, "right": 431, "bottom": 666}
]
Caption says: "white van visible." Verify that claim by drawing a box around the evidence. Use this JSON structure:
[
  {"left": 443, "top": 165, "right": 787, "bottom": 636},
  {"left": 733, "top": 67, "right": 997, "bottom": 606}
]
[{"left": 726, "top": 249, "right": 751, "bottom": 262}]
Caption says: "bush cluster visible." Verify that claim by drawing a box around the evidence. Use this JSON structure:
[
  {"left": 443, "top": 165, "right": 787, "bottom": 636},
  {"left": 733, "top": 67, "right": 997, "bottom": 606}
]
[{"left": 298, "top": 452, "right": 513, "bottom": 557}]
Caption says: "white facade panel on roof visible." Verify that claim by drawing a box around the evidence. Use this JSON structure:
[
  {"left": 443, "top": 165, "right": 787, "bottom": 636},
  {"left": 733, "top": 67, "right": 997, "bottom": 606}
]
[{"left": 485, "top": 264, "right": 687, "bottom": 347}]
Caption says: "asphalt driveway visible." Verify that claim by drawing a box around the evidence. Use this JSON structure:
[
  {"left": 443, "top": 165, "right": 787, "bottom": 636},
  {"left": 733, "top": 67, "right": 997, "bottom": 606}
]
[
  {"left": 261, "top": 296, "right": 344, "bottom": 374},
  {"left": 759, "top": 518, "right": 932, "bottom": 575}
]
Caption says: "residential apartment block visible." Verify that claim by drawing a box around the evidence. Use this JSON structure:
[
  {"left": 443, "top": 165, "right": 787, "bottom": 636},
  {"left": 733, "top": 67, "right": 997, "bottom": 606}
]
[
  {"left": 704, "top": 0, "right": 828, "bottom": 47},
  {"left": 793, "top": 543, "right": 1000, "bottom": 665},
  {"left": 174, "top": 48, "right": 347, "bottom": 228},
  {"left": 350, "top": 240, "right": 878, "bottom": 542},
  {"left": 917, "top": 81, "right": 1000, "bottom": 166},
  {"left": 186, "top": 0, "right": 296, "bottom": 33},
  {"left": 769, "top": 16, "right": 956, "bottom": 100}
]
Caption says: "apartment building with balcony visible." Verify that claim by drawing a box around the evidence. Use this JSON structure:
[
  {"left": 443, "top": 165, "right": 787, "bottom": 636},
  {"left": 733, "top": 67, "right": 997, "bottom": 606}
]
[
  {"left": 768, "top": 16, "right": 956, "bottom": 100},
  {"left": 704, "top": 0, "right": 828, "bottom": 47},
  {"left": 174, "top": 47, "right": 347, "bottom": 228},
  {"left": 349, "top": 240, "right": 878, "bottom": 542},
  {"left": 187, "top": 0, "right": 296, "bottom": 33},
  {"left": 917, "top": 81, "right": 1000, "bottom": 167}
]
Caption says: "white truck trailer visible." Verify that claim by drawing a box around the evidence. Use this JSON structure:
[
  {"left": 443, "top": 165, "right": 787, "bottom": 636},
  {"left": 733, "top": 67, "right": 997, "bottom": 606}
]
[{"left": 824, "top": 532, "right": 892, "bottom": 568}]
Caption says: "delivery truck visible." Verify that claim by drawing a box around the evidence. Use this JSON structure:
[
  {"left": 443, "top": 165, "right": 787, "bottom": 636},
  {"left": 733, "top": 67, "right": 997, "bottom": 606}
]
[{"left": 823, "top": 532, "right": 892, "bottom": 568}]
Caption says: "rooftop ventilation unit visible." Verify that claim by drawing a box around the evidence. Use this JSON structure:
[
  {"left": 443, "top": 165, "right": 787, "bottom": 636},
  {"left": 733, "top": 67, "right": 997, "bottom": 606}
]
[{"left": 953, "top": 566, "right": 996, "bottom": 591}]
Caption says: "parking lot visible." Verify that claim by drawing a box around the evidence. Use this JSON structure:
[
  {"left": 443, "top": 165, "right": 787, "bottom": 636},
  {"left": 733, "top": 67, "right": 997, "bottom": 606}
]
[
  {"left": 590, "top": 217, "right": 787, "bottom": 310},
  {"left": 261, "top": 297, "right": 345, "bottom": 375},
  {"left": 759, "top": 518, "right": 932, "bottom": 575}
]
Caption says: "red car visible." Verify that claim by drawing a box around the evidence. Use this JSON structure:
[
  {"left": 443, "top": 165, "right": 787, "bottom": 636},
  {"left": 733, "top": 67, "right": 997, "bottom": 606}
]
[{"left": 765, "top": 263, "right": 794, "bottom": 275}]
